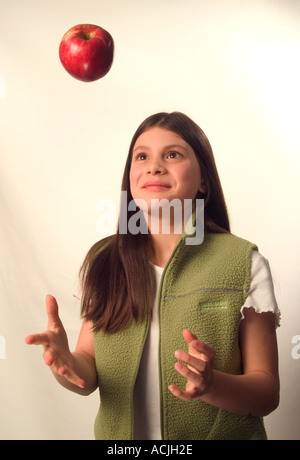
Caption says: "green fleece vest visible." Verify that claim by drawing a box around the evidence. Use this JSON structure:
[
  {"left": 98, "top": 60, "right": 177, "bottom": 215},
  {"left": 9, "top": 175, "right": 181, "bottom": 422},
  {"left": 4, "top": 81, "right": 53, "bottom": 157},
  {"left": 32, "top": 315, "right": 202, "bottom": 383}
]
[{"left": 93, "top": 232, "right": 267, "bottom": 440}]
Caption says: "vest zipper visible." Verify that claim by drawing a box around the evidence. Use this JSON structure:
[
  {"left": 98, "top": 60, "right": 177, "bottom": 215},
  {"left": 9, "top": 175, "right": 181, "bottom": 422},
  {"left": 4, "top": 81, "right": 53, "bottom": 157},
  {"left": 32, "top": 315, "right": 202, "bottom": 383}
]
[
  {"left": 131, "top": 310, "right": 150, "bottom": 440},
  {"left": 157, "top": 270, "right": 165, "bottom": 440},
  {"left": 157, "top": 237, "right": 185, "bottom": 440}
]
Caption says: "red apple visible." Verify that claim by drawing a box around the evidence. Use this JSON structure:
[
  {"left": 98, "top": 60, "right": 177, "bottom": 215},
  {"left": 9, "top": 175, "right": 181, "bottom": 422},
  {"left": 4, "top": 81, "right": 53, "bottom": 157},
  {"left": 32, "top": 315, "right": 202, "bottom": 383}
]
[{"left": 59, "top": 24, "right": 114, "bottom": 82}]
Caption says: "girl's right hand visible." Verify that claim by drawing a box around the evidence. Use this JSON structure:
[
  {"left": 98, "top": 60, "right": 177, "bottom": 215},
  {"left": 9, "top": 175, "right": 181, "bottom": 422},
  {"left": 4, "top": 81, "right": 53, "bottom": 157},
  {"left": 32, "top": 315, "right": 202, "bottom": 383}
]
[{"left": 25, "top": 294, "right": 85, "bottom": 389}]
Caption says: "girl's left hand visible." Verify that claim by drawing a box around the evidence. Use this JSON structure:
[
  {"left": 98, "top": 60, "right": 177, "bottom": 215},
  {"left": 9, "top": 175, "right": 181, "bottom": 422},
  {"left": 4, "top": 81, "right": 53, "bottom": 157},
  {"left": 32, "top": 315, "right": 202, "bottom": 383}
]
[{"left": 169, "top": 329, "right": 215, "bottom": 401}]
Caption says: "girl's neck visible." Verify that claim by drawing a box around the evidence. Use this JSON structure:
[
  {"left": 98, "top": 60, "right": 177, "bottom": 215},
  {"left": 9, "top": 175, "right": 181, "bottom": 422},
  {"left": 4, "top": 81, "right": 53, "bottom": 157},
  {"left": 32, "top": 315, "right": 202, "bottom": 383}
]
[
  {"left": 145, "top": 206, "right": 189, "bottom": 267},
  {"left": 148, "top": 232, "right": 182, "bottom": 268}
]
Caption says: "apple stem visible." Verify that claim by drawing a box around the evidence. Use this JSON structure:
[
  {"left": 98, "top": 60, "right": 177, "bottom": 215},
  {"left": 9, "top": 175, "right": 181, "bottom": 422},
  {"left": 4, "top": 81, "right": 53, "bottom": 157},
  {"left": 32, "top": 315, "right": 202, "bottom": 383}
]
[{"left": 81, "top": 31, "right": 92, "bottom": 40}]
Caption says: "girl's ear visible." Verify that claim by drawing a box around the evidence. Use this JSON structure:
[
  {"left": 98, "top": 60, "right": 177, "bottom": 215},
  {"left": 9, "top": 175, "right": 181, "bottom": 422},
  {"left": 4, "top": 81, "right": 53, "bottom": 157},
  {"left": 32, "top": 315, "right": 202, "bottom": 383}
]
[{"left": 199, "top": 181, "right": 206, "bottom": 194}]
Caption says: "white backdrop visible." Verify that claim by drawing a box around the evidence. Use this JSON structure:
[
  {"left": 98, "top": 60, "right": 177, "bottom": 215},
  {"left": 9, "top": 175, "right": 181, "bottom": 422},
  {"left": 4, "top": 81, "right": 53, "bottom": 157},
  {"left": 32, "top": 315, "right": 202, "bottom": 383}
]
[{"left": 0, "top": 0, "right": 299, "bottom": 440}]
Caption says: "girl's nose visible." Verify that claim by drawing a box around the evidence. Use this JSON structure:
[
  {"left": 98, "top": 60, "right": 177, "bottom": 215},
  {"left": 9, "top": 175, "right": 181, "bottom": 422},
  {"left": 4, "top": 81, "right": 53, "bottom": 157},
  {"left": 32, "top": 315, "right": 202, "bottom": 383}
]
[{"left": 147, "top": 159, "right": 166, "bottom": 175}]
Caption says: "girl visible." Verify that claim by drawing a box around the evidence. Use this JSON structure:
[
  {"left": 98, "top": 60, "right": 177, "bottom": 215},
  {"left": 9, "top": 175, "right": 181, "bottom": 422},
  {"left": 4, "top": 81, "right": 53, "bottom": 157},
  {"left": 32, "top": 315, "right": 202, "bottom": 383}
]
[{"left": 26, "top": 112, "right": 280, "bottom": 440}]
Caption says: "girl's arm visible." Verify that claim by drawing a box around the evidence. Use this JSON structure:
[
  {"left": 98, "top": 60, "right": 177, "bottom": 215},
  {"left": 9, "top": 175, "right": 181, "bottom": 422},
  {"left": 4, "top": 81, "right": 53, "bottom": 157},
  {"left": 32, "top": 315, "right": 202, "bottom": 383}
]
[
  {"left": 170, "top": 308, "right": 280, "bottom": 417},
  {"left": 25, "top": 295, "right": 98, "bottom": 396}
]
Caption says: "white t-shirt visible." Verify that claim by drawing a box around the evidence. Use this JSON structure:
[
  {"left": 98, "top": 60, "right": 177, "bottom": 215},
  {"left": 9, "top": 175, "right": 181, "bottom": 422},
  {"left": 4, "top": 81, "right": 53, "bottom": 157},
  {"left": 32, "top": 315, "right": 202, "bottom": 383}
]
[{"left": 133, "top": 251, "right": 280, "bottom": 440}]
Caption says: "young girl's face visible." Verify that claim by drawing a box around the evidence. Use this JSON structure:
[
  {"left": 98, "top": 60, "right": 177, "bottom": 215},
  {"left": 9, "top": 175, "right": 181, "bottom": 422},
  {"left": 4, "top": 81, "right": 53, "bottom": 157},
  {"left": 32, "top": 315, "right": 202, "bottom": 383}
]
[{"left": 129, "top": 127, "right": 206, "bottom": 208}]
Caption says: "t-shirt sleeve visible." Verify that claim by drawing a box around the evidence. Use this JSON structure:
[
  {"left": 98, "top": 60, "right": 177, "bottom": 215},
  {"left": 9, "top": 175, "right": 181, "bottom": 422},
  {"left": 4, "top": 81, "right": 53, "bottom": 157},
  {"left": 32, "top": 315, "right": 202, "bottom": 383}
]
[{"left": 241, "top": 250, "right": 281, "bottom": 327}]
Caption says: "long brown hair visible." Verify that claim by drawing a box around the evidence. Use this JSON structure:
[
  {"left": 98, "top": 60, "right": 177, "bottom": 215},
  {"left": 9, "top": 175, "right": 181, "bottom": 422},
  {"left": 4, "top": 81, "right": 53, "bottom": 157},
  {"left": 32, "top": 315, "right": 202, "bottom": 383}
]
[{"left": 80, "top": 112, "right": 230, "bottom": 333}]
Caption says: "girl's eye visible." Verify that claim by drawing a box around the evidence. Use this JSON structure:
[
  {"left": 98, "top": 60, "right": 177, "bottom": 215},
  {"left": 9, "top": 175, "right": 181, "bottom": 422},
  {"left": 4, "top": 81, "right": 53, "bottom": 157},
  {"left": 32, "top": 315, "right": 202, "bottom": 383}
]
[
  {"left": 136, "top": 153, "right": 148, "bottom": 161},
  {"left": 167, "top": 151, "right": 181, "bottom": 159}
]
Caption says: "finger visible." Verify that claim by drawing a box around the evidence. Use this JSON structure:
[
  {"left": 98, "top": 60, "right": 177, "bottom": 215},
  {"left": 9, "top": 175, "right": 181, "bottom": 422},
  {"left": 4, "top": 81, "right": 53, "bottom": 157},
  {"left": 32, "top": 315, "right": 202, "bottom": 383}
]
[
  {"left": 174, "top": 361, "right": 205, "bottom": 389},
  {"left": 46, "top": 295, "right": 62, "bottom": 329},
  {"left": 43, "top": 351, "right": 86, "bottom": 389},
  {"left": 56, "top": 366, "right": 86, "bottom": 389},
  {"left": 183, "top": 329, "right": 203, "bottom": 355},
  {"left": 169, "top": 384, "right": 196, "bottom": 402},
  {"left": 182, "top": 329, "right": 197, "bottom": 343},
  {"left": 25, "top": 333, "right": 50, "bottom": 346},
  {"left": 42, "top": 351, "right": 86, "bottom": 389},
  {"left": 189, "top": 340, "right": 215, "bottom": 362},
  {"left": 175, "top": 350, "right": 207, "bottom": 372},
  {"left": 43, "top": 349, "right": 56, "bottom": 366},
  {"left": 182, "top": 330, "right": 215, "bottom": 361}
]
